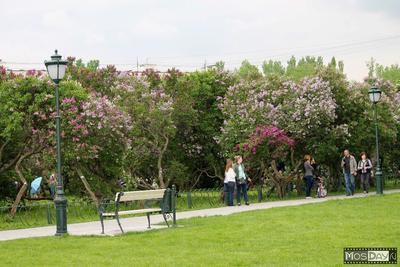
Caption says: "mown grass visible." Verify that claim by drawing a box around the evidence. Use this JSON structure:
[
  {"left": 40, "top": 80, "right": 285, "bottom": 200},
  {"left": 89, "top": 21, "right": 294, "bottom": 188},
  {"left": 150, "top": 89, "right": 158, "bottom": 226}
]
[{"left": 0, "top": 193, "right": 399, "bottom": 267}]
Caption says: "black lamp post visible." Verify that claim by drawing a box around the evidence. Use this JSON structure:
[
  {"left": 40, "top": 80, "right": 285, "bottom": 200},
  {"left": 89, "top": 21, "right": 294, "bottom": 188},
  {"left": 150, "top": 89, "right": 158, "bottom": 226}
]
[
  {"left": 45, "top": 50, "right": 68, "bottom": 235},
  {"left": 368, "top": 86, "right": 383, "bottom": 195}
]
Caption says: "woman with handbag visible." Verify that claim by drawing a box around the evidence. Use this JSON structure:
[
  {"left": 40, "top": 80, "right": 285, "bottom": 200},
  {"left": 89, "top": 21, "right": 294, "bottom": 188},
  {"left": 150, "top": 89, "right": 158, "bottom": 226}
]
[
  {"left": 234, "top": 155, "right": 251, "bottom": 206},
  {"left": 357, "top": 152, "right": 372, "bottom": 194}
]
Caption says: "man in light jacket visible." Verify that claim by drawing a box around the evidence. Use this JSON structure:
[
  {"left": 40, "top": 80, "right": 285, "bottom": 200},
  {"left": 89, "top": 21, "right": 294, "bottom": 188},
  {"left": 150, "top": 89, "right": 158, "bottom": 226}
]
[{"left": 341, "top": 149, "right": 357, "bottom": 196}]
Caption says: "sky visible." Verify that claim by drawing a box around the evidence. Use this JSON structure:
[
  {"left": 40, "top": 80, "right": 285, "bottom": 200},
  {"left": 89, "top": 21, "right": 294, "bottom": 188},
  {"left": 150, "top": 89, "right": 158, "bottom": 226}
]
[{"left": 1, "top": 0, "right": 399, "bottom": 81}]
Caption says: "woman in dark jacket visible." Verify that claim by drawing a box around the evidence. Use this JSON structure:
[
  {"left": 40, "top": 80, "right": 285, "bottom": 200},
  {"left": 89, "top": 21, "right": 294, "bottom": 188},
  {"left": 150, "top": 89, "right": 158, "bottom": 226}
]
[
  {"left": 358, "top": 152, "right": 372, "bottom": 194},
  {"left": 303, "top": 154, "right": 315, "bottom": 199}
]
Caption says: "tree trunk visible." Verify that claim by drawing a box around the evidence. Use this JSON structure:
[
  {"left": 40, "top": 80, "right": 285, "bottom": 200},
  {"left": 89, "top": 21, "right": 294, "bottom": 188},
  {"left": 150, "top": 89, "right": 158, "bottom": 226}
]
[
  {"left": 76, "top": 168, "right": 99, "bottom": 209},
  {"left": 157, "top": 135, "right": 169, "bottom": 189},
  {"left": 10, "top": 155, "right": 29, "bottom": 217},
  {"left": 0, "top": 140, "right": 9, "bottom": 164},
  {"left": 157, "top": 156, "right": 165, "bottom": 188},
  {"left": 276, "top": 183, "right": 285, "bottom": 199}
]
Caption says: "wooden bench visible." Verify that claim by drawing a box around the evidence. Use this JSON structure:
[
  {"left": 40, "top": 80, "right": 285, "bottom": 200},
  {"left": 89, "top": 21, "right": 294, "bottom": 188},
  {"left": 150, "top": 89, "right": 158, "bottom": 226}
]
[{"left": 99, "top": 186, "right": 176, "bottom": 234}]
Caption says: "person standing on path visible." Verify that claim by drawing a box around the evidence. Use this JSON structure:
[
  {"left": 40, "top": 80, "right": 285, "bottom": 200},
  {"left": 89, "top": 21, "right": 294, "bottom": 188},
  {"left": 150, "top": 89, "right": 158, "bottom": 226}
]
[
  {"left": 357, "top": 152, "right": 372, "bottom": 194},
  {"left": 234, "top": 155, "right": 251, "bottom": 206},
  {"left": 48, "top": 173, "right": 56, "bottom": 199},
  {"left": 303, "top": 155, "right": 315, "bottom": 199},
  {"left": 225, "top": 159, "right": 236, "bottom": 206},
  {"left": 341, "top": 149, "right": 358, "bottom": 196}
]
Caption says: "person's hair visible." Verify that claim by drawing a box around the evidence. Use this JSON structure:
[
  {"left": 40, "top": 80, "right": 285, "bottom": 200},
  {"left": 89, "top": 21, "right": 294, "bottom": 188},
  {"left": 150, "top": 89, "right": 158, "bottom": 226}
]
[
  {"left": 234, "top": 155, "right": 242, "bottom": 162},
  {"left": 303, "top": 154, "right": 311, "bottom": 161},
  {"left": 360, "top": 151, "right": 367, "bottom": 157},
  {"left": 225, "top": 159, "right": 233, "bottom": 172}
]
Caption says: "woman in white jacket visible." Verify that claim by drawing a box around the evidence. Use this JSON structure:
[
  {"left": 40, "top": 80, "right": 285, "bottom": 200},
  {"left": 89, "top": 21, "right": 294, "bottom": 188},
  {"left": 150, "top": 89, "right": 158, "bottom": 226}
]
[{"left": 225, "top": 159, "right": 236, "bottom": 206}]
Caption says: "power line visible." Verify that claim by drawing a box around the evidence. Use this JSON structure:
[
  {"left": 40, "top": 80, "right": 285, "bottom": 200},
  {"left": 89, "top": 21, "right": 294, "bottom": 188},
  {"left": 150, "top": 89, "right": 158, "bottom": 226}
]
[{"left": 1, "top": 34, "right": 399, "bottom": 69}]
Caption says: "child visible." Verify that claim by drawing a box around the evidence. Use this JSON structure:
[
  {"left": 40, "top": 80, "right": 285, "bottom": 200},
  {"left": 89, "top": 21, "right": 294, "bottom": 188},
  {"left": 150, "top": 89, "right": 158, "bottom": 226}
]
[{"left": 316, "top": 177, "right": 327, "bottom": 198}]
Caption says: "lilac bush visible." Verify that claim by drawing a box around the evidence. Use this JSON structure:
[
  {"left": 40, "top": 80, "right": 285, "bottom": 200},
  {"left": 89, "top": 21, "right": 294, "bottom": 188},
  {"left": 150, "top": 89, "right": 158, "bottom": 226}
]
[{"left": 218, "top": 76, "right": 337, "bottom": 152}]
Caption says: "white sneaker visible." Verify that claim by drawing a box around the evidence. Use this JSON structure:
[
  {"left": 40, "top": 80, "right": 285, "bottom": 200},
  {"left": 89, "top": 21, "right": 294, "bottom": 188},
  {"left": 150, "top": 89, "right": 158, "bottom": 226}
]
[{"left": 306, "top": 196, "right": 312, "bottom": 199}]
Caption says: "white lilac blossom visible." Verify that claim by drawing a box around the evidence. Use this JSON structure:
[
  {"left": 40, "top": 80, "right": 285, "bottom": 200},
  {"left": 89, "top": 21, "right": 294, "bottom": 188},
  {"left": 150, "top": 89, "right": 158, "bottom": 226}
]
[{"left": 217, "top": 76, "right": 337, "bottom": 150}]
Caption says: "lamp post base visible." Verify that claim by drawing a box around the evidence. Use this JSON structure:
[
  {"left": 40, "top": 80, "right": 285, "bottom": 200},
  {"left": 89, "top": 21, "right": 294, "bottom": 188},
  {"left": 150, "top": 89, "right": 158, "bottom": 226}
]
[
  {"left": 54, "top": 192, "right": 68, "bottom": 235},
  {"left": 375, "top": 168, "right": 383, "bottom": 195}
]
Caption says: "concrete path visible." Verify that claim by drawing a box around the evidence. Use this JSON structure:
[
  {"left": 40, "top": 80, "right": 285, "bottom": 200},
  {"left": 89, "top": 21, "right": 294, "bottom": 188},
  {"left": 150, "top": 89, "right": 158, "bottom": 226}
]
[{"left": 1, "top": 189, "right": 399, "bottom": 241}]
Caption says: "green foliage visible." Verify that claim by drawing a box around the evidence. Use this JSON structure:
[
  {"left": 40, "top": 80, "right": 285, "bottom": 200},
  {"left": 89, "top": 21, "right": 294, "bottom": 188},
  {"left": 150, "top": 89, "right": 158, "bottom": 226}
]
[
  {"left": 0, "top": 55, "right": 399, "bottom": 201},
  {"left": 66, "top": 57, "right": 118, "bottom": 96},
  {"left": 262, "top": 59, "right": 285, "bottom": 76},
  {"left": 376, "top": 63, "right": 400, "bottom": 86},
  {"left": 237, "top": 60, "right": 263, "bottom": 80},
  {"left": 262, "top": 56, "right": 343, "bottom": 82}
]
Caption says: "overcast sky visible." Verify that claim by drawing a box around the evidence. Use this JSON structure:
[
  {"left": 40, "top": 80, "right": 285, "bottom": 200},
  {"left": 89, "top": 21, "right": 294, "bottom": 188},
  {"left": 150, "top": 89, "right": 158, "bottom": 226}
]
[{"left": 1, "top": 0, "right": 399, "bottom": 81}]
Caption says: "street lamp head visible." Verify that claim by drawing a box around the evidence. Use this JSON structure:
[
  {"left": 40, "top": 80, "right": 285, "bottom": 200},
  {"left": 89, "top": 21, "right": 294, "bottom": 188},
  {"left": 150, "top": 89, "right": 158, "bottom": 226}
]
[
  {"left": 44, "top": 50, "right": 68, "bottom": 84},
  {"left": 368, "top": 86, "right": 381, "bottom": 104}
]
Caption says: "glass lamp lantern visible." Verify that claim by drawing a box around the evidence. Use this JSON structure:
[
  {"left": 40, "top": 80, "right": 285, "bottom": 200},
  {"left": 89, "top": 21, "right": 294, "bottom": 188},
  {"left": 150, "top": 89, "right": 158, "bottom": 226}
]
[
  {"left": 368, "top": 86, "right": 382, "bottom": 104},
  {"left": 44, "top": 50, "right": 67, "bottom": 83}
]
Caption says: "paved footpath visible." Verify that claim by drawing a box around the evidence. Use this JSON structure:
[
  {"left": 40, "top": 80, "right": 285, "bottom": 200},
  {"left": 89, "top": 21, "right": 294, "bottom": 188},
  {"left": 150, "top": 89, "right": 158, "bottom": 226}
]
[{"left": 1, "top": 189, "right": 399, "bottom": 241}]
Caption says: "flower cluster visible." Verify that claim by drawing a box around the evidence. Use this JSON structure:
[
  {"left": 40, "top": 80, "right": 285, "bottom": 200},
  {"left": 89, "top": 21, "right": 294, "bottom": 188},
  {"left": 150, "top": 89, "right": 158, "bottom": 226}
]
[
  {"left": 61, "top": 93, "right": 132, "bottom": 159},
  {"left": 141, "top": 88, "right": 174, "bottom": 113},
  {"left": 236, "top": 126, "right": 294, "bottom": 161},
  {"left": 276, "top": 77, "right": 337, "bottom": 139}
]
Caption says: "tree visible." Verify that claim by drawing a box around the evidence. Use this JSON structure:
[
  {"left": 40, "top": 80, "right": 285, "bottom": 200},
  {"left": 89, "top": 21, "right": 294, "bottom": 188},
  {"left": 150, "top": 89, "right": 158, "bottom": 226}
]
[
  {"left": 237, "top": 60, "right": 263, "bottom": 80},
  {"left": 113, "top": 76, "right": 175, "bottom": 189},
  {"left": 375, "top": 63, "right": 400, "bottom": 86},
  {"left": 286, "top": 56, "right": 324, "bottom": 81},
  {"left": 236, "top": 126, "right": 298, "bottom": 198},
  {"left": 66, "top": 57, "right": 118, "bottom": 96},
  {"left": 0, "top": 74, "right": 55, "bottom": 215},
  {"left": 165, "top": 69, "right": 234, "bottom": 188},
  {"left": 262, "top": 60, "right": 285, "bottom": 77},
  {"left": 59, "top": 90, "right": 131, "bottom": 198}
]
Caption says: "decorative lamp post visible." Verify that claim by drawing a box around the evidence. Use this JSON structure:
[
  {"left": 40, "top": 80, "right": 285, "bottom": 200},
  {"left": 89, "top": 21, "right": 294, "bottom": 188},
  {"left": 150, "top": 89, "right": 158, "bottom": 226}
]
[
  {"left": 368, "top": 86, "right": 383, "bottom": 195},
  {"left": 45, "top": 50, "right": 68, "bottom": 235}
]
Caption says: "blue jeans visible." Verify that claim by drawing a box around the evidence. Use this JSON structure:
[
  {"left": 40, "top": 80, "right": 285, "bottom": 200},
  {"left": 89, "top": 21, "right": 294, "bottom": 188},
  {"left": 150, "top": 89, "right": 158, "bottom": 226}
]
[
  {"left": 236, "top": 183, "right": 248, "bottom": 204},
  {"left": 223, "top": 183, "right": 228, "bottom": 205},
  {"left": 344, "top": 173, "right": 355, "bottom": 195},
  {"left": 227, "top": 182, "right": 235, "bottom": 206},
  {"left": 304, "top": 176, "right": 314, "bottom": 197}
]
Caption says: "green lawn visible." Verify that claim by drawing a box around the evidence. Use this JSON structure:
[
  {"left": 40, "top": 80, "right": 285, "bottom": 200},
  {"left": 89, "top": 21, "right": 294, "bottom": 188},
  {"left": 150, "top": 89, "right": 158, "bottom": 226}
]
[{"left": 1, "top": 194, "right": 399, "bottom": 267}]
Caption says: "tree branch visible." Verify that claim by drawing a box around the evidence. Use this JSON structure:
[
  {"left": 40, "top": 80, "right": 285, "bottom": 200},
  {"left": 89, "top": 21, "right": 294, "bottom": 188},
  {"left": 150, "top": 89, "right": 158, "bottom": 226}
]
[{"left": 0, "top": 140, "right": 9, "bottom": 164}]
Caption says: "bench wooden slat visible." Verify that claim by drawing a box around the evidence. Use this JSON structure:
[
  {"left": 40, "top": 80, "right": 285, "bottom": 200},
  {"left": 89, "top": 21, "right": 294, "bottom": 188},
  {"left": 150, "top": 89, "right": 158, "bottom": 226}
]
[
  {"left": 100, "top": 187, "right": 176, "bottom": 234},
  {"left": 102, "top": 208, "right": 162, "bottom": 217},
  {"left": 117, "top": 189, "right": 166, "bottom": 202}
]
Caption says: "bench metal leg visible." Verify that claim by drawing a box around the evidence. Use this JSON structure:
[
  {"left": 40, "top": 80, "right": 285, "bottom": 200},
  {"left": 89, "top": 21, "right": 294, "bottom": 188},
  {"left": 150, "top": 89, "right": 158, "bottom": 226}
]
[
  {"left": 116, "top": 215, "right": 124, "bottom": 233},
  {"left": 146, "top": 213, "right": 151, "bottom": 229},
  {"left": 100, "top": 214, "right": 105, "bottom": 234},
  {"left": 162, "top": 212, "right": 170, "bottom": 227}
]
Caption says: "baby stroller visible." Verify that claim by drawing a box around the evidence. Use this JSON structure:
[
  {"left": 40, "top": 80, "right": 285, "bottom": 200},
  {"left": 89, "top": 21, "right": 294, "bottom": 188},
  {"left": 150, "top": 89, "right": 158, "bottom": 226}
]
[{"left": 316, "top": 177, "right": 327, "bottom": 198}]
